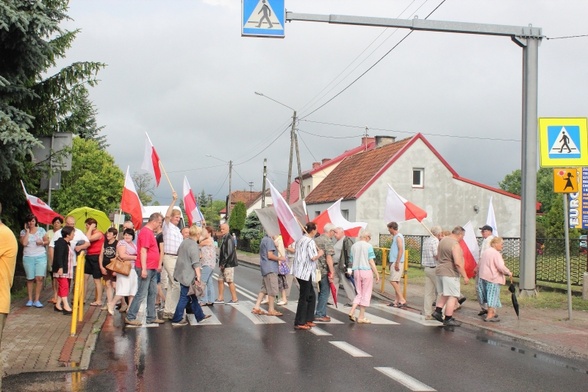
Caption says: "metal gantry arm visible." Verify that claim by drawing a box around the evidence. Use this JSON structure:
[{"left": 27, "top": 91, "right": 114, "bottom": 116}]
[{"left": 286, "top": 11, "right": 542, "bottom": 295}]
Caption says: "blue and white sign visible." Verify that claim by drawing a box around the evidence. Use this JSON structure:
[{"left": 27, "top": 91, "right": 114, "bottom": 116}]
[
  {"left": 547, "top": 125, "right": 581, "bottom": 159},
  {"left": 242, "top": 0, "right": 285, "bottom": 38}
]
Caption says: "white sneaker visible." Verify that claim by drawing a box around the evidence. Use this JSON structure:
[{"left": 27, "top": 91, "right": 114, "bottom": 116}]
[
  {"left": 277, "top": 300, "right": 287, "bottom": 306},
  {"left": 260, "top": 299, "right": 269, "bottom": 305}
]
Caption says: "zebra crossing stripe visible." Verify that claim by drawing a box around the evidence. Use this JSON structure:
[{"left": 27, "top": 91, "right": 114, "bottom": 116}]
[
  {"left": 374, "top": 367, "right": 436, "bottom": 391},
  {"left": 329, "top": 341, "right": 372, "bottom": 357}
]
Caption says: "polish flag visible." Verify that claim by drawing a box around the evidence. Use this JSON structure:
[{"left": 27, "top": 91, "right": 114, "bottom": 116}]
[
  {"left": 141, "top": 135, "right": 161, "bottom": 186},
  {"left": 485, "top": 196, "right": 499, "bottom": 237},
  {"left": 20, "top": 181, "right": 62, "bottom": 225},
  {"left": 183, "top": 176, "right": 203, "bottom": 226},
  {"left": 383, "top": 184, "right": 427, "bottom": 223},
  {"left": 267, "top": 179, "right": 303, "bottom": 247},
  {"left": 313, "top": 198, "right": 366, "bottom": 237},
  {"left": 459, "top": 221, "right": 479, "bottom": 278},
  {"left": 120, "top": 167, "right": 145, "bottom": 230}
]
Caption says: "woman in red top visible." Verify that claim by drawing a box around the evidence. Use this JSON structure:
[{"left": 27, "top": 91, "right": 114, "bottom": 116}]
[{"left": 84, "top": 218, "right": 105, "bottom": 306}]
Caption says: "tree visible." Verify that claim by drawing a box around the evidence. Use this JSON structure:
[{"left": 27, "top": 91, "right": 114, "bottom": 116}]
[
  {"left": 229, "top": 201, "right": 246, "bottom": 234},
  {"left": 51, "top": 137, "right": 123, "bottom": 215},
  {"left": 203, "top": 200, "right": 224, "bottom": 229},
  {"left": 498, "top": 169, "right": 522, "bottom": 196},
  {"left": 0, "top": 0, "right": 105, "bottom": 227},
  {"left": 198, "top": 189, "right": 209, "bottom": 209},
  {"left": 132, "top": 172, "right": 154, "bottom": 205}
]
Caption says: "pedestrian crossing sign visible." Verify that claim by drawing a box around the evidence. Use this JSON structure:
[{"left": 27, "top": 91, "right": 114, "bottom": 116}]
[
  {"left": 242, "top": 0, "right": 285, "bottom": 38},
  {"left": 539, "top": 117, "right": 588, "bottom": 167}
]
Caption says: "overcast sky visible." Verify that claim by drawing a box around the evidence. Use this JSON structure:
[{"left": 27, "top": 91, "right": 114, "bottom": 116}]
[{"left": 56, "top": 0, "right": 588, "bottom": 205}]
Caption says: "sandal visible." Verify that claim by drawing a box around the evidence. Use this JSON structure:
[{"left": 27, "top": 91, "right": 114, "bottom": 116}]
[
  {"left": 251, "top": 308, "right": 266, "bottom": 315},
  {"left": 90, "top": 302, "right": 102, "bottom": 307},
  {"left": 266, "top": 310, "right": 283, "bottom": 316},
  {"left": 306, "top": 321, "right": 317, "bottom": 327},
  {"left": 348, "top": 314, "right": 356, "bottom": 322},
  {"left": 294, "top": 324, "right": 311, "bottom": 330},
  {"left": 357, "top": 318, "right": 372, "bottom": 324},
  {"left": 397, "top": 302, "right": 407, "bottom": 308}
]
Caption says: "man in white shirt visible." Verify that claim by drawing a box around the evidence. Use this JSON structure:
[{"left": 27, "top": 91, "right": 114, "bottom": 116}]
[{"left": 162, "top": 192, "right": 183, "bottom": 319}]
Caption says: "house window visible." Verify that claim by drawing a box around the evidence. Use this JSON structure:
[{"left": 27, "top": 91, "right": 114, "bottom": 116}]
[
  {"left": 412, "top": 168, "right": 424, "bottom": 188},
  {"left": 341, "top": 209, "right": 349, "bottom": 220}
]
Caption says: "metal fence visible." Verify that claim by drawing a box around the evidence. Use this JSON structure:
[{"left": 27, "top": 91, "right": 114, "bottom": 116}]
[{"left": 379, "top": 234, "right": 588, "bottom": 287}]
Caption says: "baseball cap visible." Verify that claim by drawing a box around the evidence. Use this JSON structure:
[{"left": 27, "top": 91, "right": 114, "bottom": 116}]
[{"left": 479, "top": 225, "right": 493, "bottom": 232}]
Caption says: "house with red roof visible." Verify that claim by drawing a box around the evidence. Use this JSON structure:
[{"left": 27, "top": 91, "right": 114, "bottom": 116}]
[{"left": 304, "top": 134, "right": 522, "bottom": 240}]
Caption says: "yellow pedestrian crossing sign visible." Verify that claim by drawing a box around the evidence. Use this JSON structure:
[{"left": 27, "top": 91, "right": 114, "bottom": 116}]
[
  {"left": 539, "top": 117, "right": 588, "bottom": 167},
  {"left": 553, "top": 168, "right": 579, "bottom": 193}
]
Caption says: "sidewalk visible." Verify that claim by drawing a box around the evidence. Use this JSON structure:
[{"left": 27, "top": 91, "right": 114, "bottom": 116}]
[
  {"left": 2, "top": 253, "right": 586, "bottom": 379},
  {"left": 237, "top": 251, "right": 588, "bottom": 361},
  {"left": 1, "top": 281, "right": 107, "bottom": 377}
]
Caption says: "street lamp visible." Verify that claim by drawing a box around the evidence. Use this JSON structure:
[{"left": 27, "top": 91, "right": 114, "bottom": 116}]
[
  {"left": 254, "top": 91, "right": 303, "bottom": 201},
  {"left": 206, "top": 154, "right": 233, "bottom": 221}
]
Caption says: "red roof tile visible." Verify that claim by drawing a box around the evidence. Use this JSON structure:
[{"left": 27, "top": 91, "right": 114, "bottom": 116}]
[
  {"left": 304, "top": 137, "right": 412, "bottom": 204},
  {"left": 229, "top": 190, "right": 261, "bottom": 208}
]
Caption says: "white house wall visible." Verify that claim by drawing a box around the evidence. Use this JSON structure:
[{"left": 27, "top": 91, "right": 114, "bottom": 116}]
[{"left": 353, "top": 139, "right": 520, "bottom": 243}]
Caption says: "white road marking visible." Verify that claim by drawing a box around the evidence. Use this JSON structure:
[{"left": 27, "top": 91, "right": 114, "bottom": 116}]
[
  {"left": 374, "top": 304, "right": 442, "bottom": 326},
  {"left": 309, "top": 327, "right": 332, "bottom": 336},
  {"left": 236, "top": 301, "right": 286, "bottom": 324},
  {"left": 280, "top": 302, "right": 344, "bottom": 324},
  {"left": 374, "top": 367, "right": 436, "bottom": 391},
  {"left": 329, "top": 341, "right": 372, "bottom": 357},
  {"left": 328, "top": 304, "right": 399, "bottom": 325}
]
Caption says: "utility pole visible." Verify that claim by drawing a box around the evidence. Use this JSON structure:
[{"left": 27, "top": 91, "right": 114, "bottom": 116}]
[
  {"left": 261, "top": 158, "right": 267, "bottom": 208},
  {"left": 294, "top": 130, "right": 304, "bottom": 200},
  {"left": 286, "top": 110, "right": 296, "bottom": 202},
  {"left": 227, "top": 160, "right": 233, "bottom": 221}
]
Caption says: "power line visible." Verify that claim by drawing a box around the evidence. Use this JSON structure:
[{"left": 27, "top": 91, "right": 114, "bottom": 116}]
[
  {"left": 299, "top": 0, "right": 447, "bottom": 120},
  {"left": 546, "top": 34, "right": 588, "bottom": 40}
]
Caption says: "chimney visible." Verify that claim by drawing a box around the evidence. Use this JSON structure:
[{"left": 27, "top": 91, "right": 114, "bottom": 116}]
[
  {"left": 312, "top": 162, "right": 321, "bottom": 169},
  {"left": 375, "top": 135, "right": 396, "bottom": 148},
  {"left": 361, "top": 136, "right": 375, "bottom": 147},
  {"left": 321, "top": 158, "right": 330, "bottom": 165}
]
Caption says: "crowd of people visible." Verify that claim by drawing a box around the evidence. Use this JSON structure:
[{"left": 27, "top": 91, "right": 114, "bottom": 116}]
[{"left": 13, "top": 196, "right": 512, "bottom": 331}]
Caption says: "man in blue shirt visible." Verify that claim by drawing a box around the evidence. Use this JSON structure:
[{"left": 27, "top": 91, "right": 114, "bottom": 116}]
[
  {"left": 251, "top": 233, "right": 285, "bottom": 316},
  {"left": 387, "top": 222, "right": 406, "bottom": 307}
]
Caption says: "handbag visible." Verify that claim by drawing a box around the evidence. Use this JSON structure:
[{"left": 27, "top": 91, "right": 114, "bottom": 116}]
[
  {"left": 278, "top": 261, "right": 290, "bottom": 275},
  {"left": 105, "top": 256, "right": 131, "bottom": 276},
  {"left": 314, "top": 268, "right": 322, "bottom": 283},
  {"left": 187, "top": 279, "right": 206, "bottom": 298}
]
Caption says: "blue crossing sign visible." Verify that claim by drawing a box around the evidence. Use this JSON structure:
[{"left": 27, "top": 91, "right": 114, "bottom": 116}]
[
  {"left": 539, "top": 118, "right": 588, "bottom": 167},
  {"left": 242, "top": 0, "right": 285, "bottom": 38}
]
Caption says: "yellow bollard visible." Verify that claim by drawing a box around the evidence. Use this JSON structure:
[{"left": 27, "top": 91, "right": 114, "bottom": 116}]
[
  {"left": 70, "top": 253, "right": 86, "bottom": 336},
  {"left": 402, "top": 249, "right": 408, "bottom": 299},
  {"left": 380, "top": 248, "right": 388, "bottom": 293}
]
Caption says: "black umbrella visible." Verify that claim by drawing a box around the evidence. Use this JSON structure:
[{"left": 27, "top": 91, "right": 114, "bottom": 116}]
[{"left": 508, "top": 276, "right": 520, "bottom": 319}]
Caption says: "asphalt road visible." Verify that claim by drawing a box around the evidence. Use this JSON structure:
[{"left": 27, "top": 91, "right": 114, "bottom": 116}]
[{"left": 4, "top": 263, "right": 588, "bottom": 391}]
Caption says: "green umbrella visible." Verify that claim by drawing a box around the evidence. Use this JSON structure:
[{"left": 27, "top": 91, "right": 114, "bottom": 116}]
[{"left": 67, "top": 207, "right": 111, "bottom": 233}]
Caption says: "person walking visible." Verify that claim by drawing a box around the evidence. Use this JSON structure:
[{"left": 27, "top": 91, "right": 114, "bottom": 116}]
[
  {"left": 19, "top": 214, "right": 48, "bottom": 308},
  {"left": 421, "top": 226, "right": 442, "bottom": 318},
  {"left": 170, "top": 225, "right": 211, "bottom": 326},
  {"left": 99, "top": 227, "right": 118, "bottom": 311},
  {"left": 215, "top": 223, "right": 239, "bottom": 304},
  {"left": 333, "top": 227, "right": 357, "bottom": 306},
  {"left": 0, "top": 202, "right": 17, "bottom": 391},
  {"left": 162, "top": 192, "right": 183, "bottom": 319},
  {"left": 477, "top": 237, "right": 512, "bottom": 322},
  {"left": 125, "top": 213, "right": 165, "bottom": 326},
  {"left": 432, "top": 226, "right": 470, "bottom": 327},
  {"left": 348, "top": 230, "right": 379, "bottom": 324},
  {"left": 387, "top": 222, "right": 406, "bottom": 307},
  {"left": 84, "top": 218, "right": 105, "bottom": 307},
  {"left": 292, "top": 222, "right": 323, "bottom": 330},
  {"left": 52, "top": 226, "right": 75, "bottom": 315},
  {"left": 314, "top": 223, "right": 336, "bottom": 322},
  {"left": 251, "top": 232, "right": 285, "bottom": 316},
  {"left": 107, "top": 228, "right": 138, "bottom": 316},
  {"left": 198, "top": 226, "right": 217, "bottom": 306}
]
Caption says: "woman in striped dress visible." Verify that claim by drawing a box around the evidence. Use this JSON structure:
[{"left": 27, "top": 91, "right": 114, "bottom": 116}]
[
  {"left": 477, "top": 237, "right": 512, "bottom": 322},
  {"left": 292, "top": 222, "right": 324, "bottom": 330}
]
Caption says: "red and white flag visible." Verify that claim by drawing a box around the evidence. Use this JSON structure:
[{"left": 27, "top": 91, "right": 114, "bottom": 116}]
[
  {"left": 120, "top": 167, "right": 145, "bottom": 230},
  {"left": 459, "top": 221, "right": 479, "bottom": 279},
  {"left": 485, "top": 196, "right": 498, "bottom": 237},
  {"left": 141, "top": 134, "right": 161, "bottom": 186},
  {"left": 183, "top": 176, "right": 203, "bottom": 226},
  {"left": 383, "top": 184, "right": 427, "bottom": 223},
  {"left": 267, "top": 179, "right": 303, "bottom": 247},
  {"left": 313, "top": 198, "right": 366, "bottom": 237},
  {"left": 20, "top": 181, "right": 62, "bottom": 225}
]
